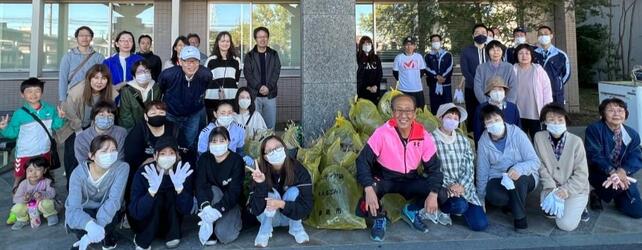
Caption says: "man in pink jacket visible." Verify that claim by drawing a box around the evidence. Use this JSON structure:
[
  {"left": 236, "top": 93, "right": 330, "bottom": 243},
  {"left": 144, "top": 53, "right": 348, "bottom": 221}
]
[{"left": 356, "top": 95, "right": 443, "bottom": 242}]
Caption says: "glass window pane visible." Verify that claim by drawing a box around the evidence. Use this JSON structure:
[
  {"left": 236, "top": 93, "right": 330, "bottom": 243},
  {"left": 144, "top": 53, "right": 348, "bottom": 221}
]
[
  {"left": 43, "top": 3, "right": 110, "bottom": 71},
  {"left": 252, "top": 3, "right": 300, "bottom": 68},
  {"left": 112, "top": 3, "right": 154, "bottom": 54},
  {"left": 0, "top": 4, "right": 32, "bottom": 72},
  {"left": 208, "top": 3, "right": 251, "bottom": 62},
  {"left": 355, "top": 4, "right": 373, "bottom": 43},
  {"left": 374, "top": 2, "right": 418, "bottom": 62}
]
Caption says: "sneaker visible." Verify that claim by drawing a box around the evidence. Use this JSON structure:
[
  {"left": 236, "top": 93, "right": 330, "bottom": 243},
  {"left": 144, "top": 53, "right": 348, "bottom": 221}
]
[
  {"left": 419, "top": 209, "right": 439, "bottom": 224},
  {"left": 165, "top": 239, "right": 180, "bottom": 249},
  {"left": 11, "top": 221, "right": 28, "bottom": 230},
  {"left": 254, "top": 232, "right": 271, "bottom": 248},
  {"left": 370, "top": 217, "right": 387, "bottom": 242},
  {"left": 102, "top": 244, "right": 117, "bottom": 250},
  {"left": 102, "top": 236, "right": 118, "bottom": 250},
  {"left": 544, "top": 212, "right": 556, "bottom": 219},
  {"left": 47, "top": 215, "right": 59, "bottom": 226},
  {"left": 589, "top": 190, "right": 602, "bottom": 210},
  {"left": 121, "top": 215, "right": 130, "bottom": 229},
  {"left": 288, "top": 220, "right": 309, "bottom": 244},
  {"left": 436, "top": 212, "right": 452, "bottom": 226},
  {"left": 204, "top": 239, "right": 217, "bottom": 246},
  {"left": 581, "top": 208, "right": 590, "bottom": 222},
  {"left": 514, "top": 217, "right": 528, "bottom": 231},
  {"left": 133, "top": 237, "right": 151, "bottom": 250},
  {"left": 402, "top": 205, "right": 429, "bottom": 233},
  {"left": 6, "top": 212, "right": 17, "bottom": 225}
]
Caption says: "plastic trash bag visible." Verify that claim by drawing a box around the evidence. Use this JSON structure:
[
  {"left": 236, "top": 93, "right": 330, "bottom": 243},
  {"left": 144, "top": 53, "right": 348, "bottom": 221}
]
[
  {"left": 349, "top": 96, "right": 384, "bottom": 135},
  {"left": 322, "top": 138, "right": 358, "bottom": 174},
  {"left": 378, "top": 87, "right": 403, "bottom": 120},
  {"left": 243, "top": 129, "right": 274, "bottom": 159},
  {"left": 297, "top": 138, "right": 324, "bottom": 183},
  {"left": 381, "top": 194, "right": 407, "bottom": 223},
  {"left": 304, "top": 165, "right": 366, "bottom": 230},
  {"left": 415, "top": 106, "right": 440, "bottom": 132},
  {"left": 282, "top": 121, "right": 303, "bottom": 150},
  {"left": 325, "top": 112, "right": 363, "bottom": 151}
]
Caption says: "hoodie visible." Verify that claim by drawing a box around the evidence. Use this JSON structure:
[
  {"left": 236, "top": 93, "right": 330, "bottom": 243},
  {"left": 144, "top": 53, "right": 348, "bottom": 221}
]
[
  {"left": 65, "top": 160, "right": 129, "bottom": 229},
  {"left": 58, "top": 47, "right": 105, "bottom": 102}
]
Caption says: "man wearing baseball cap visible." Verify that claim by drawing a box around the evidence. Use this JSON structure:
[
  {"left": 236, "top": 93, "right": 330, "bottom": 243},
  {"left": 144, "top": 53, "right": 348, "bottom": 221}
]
[
  {"left": 157, "top": 46, "right": 212, "bottom": 157},
  {"left": 393, "top": 36, "right": 429, "bottom": 108}
]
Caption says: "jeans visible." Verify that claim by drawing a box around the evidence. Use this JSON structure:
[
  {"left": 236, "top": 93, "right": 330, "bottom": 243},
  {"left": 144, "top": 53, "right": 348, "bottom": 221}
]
[
  {"left": 167, "top": 108, "right": 206, "bottom": 151},
  {"left": 440, "top": 197, "right": 488, "bottom": 231},
  {"left": 486, "top": 175, "right": 535, "bottom": 221},
  {"left": 255, "top": 97, "right": 277, "bottom": 130},
  {"left": 256, "top": 187, "right": 302, "bottom": 233}
]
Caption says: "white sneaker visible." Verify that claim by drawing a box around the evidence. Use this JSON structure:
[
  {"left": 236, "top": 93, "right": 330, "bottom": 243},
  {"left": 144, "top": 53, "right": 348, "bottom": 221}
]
[
  {"left": 288, "top": 220, "right": 309, "bottom": 244},
  {"left": 165, "top": 239, "right": 180, "bottom": 249},
  {"left": 254, "top": 233, "right": 270, "bottom": 248},
  {"left": 204, "top": 239, "right": 217, "bottom": 246},
  {"left": 133, "top": 237, "right": 151, "bottom": 250}
]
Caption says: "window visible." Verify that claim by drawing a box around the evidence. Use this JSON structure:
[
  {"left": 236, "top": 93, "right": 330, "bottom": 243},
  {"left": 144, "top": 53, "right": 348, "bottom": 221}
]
[
  {"left": 208, "top": 2, "right": 301, "bottom": 68},
  {"left": 0, "top": 4, "right": 32, "bottom": 72},
  {"left": 42, "top": 2, "right": 153, "bottom": 71}
]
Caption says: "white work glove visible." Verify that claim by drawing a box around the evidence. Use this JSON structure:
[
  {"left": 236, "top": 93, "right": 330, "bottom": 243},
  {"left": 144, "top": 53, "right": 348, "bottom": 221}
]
[
  {"left": 540, "top": 190, "right": 557, "bottom": 215},
  {"left": 198, "top": 205, "right": 222, "bottom": 224},
  {"left": 198, "top": 220, "right": 214, "bottom": 245},
  {"left": 169, "top": 161, "right": 193, "bottom": 192},
  {"left": 84, "top": 220, "right": 105, "bottom": 243},
  {"left": 453, "top": 89, "right": 465, "bottom": 103},
  {"left": 436, "top": 83, "right": 444, "bottom": 95},
  {"left": 501, "top": 173, "right": 515, "bottom": 190},
  {"left": 73, "top": 235, "right": 91, "bottom": 250},
  {"left": 553, "top": 193, "right": 565, "bottom": 218},
  {"left": 142, "top": 164, "right": 164, "bottom": 195}
]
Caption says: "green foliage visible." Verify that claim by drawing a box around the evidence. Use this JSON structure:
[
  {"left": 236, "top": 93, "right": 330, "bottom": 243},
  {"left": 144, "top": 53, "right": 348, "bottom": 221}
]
[{"left": 576, "top": 23, "right": 609, "bottom": 86}]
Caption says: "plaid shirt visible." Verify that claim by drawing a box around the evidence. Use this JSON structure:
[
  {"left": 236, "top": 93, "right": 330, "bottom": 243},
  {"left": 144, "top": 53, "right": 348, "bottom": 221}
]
[
  {"left": 549, "top": 132, "right": 567, "bottom": 161},
  {"left": 432, "top": 130, "right": 482, "bottom": 206}
]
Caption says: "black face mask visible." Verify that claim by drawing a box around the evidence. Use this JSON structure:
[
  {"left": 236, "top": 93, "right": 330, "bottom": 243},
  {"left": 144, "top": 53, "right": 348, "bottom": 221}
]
[
  {"left": 474, "top": 35, "right": 487, "bottom": 45},
  {"left": 147, "top": 115, "right": 166, "bottom": 127}
]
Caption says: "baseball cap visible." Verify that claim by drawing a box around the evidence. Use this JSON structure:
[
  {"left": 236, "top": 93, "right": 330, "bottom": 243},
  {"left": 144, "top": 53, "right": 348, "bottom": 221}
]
[
  {"left": 180, "top": 46, "right": 200, "bottom": 61},
  {"left": 403, "top": 36, "right": 416, "bottom": 45}
]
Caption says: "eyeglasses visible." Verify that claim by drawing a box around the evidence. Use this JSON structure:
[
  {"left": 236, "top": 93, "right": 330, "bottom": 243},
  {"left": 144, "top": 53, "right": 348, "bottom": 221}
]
[
  {"left": 118, "top": 39, "right": 133, "bottom": 43},
  {"left": 265, "top": 146, "right": 284, "bottom": 155},
  {"left": 393, "top": 109, "right": 415, "bottom": 115},
  {"left": 605, "top": 109, "right": 626, "bottom": 114},
  {"left": 136, "top": 69, "right": 151, "bottom": 74}
]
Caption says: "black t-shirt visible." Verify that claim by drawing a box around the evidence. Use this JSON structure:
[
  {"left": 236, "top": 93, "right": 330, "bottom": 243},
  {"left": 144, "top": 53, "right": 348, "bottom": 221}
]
[{"left": 258, "top": 52, "right": 267, "bottom": 97}]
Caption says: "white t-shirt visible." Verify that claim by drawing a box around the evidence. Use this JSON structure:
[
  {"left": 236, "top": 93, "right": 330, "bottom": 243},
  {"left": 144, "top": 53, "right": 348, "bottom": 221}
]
[
  {"left": 393, "top": 52, "right": 426, "bottom": 92},
  {"left": 119, "top": 56, "right": 127, "bottom": 84}
]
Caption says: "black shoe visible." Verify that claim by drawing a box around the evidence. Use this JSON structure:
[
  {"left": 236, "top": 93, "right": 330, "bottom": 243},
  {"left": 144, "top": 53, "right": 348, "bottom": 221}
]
[
  {"left": 514, "top": 217, "right": 528, "bottom": 231},
  {"left": 581, "top": 208, "right": 591, "bottom": 222},
  {"left": 589, "top": 191, "right": 603, "bottom": 210}
]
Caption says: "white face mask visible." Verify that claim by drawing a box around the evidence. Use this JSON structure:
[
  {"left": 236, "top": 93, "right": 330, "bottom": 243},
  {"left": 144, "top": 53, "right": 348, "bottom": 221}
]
[
  {"left": 485, "top": 37, "right": 494, "bottom": 44},
  {"left": 431, "top": 42, "right": 441, "bottom": 50},
  {"left": 546, "top": 123, "right": 567, "bottom": 136},
  {"left": 538, "top": 35, "right": 551, "bottom": 45},
  {"left": 489, "top": 90, "right": 505, "bottom": 103},
  {"left": 135, "top": 73, "right": 151, "bottom": 84},
  {"left": 216, "top": 115, "right": 234, "bottom": 127},
  {"left": 157, "top": 155, "right": 176, "bottom": 170},
  {"left": 362, "top": 44, "right": 372, "bottom": 53},
  {"left": 238, "top": 99, "right": 251, "bottom": 109},
  {"left": 515, "top": 36, "right": 526, "bottom": 45},
  {"left": 266, "top": 147, "right": 286, "bottom": 165},
  {"left": 209, "top": 143, "right": 229, "bottom": 157},
  {"left": 96, "top": 151, "right": 118, "bottom": 169},
  {"left": 486, "top": 121, "right": 506, "bottom": 136}
]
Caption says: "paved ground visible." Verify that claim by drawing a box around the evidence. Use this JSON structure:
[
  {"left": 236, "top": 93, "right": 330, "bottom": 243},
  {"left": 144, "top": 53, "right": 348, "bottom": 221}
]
[{"left": 2, "top": 126, "right": 642, "bottom": 249}]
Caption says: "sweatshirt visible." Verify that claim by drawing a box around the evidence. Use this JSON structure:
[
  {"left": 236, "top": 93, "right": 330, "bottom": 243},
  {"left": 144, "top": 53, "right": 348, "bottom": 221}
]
[
  {"left": 74, "top": 125, "right": 127, "bottom": 164},
  {"left": 195, "top": 151, "right": 245, "bottom": 212},
  {"left": 473, "top": 61, "right": 517, "bottom": 103},
  {"left": 13, "top": 178, "right": 56, "bottom": 204},
  {"left": 65, "top": 160, "right": 129, "bottom": 229},
  {"left": 58, "top": 47, "right": 105, "bottom": 101}
]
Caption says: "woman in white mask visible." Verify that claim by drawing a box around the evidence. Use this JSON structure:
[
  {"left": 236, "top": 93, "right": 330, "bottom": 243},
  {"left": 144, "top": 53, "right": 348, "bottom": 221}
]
[
  {"left": 248, "top": 135, "right": 312, "bottom": 247},
  {"left": 195, "top": 127, "right": 244, "bottom": 246},
  {"left": 128, "top": 135, "right": 194, "bottom": 249},
  {"left": 197, "top": 102, "right": 245, "bottom": 155},
  {"left": 233, "top": 87, "right": 267, "bottom": 138},
  {"left": 533, "top": 103, "right": 589, "bottom": 231},
  {"left": 65, "top": 135, "right": 130, "bottom": 250},
  {"left": 356, "top": 36, "right": 383, "bottom": 104},
  {"left": 118, "top": 60, "right": 161, "bottom": 130},
  {"left": 472, "top": 76, "right": 521, "bottom": 142},
  {"left": 476, "top": 105, "right": 540, "bottom": 232},
  {"left": 431, "top": 103, "right": 488, "bottom": 231}
]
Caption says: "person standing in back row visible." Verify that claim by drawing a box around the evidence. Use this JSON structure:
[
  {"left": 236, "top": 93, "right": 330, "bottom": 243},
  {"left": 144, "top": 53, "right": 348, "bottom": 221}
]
[
  {"left": 460, "top": 24, "right": 489, "bottom": 130},
  {"left": 393, "top": 36, "right": 428, "bottom": 108},
  {"left": 534, "top": 25, "right": 571, "bottom": 105},
  {"left": 136, "top": 34, "right": 162, "bottom": 81},
  {"left": 58, "top": 26, "right": 105, "bottom": 103},
  {"left": 244, "top": 27, "right": 281, "bottom": 130}
]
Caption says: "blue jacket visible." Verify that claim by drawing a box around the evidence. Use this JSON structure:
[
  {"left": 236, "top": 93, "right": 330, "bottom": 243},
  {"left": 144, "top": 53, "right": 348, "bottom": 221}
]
[
  {"left": 127, "top": 162, "right": 194, "bottom": 220},
  {"left": 585, "top": 121, "right": 642, "bottom": 176},
  {"left": 534, "top": 45, "right": 570, "bottom": 104},
  {"left": 158, "top": 66, "right": 212, "bottom": 117},
  {"left": 473, "top": 102, "right": 522, "bottom": 142},
  {"left": 425, "top": 49, "right": 453, "bottom": 86},
  {"left": 460, "top": 44, "right": 486, "bottom": 89},
  {"left": 102, "top": 53, "right": 144, "bottom": 85}
]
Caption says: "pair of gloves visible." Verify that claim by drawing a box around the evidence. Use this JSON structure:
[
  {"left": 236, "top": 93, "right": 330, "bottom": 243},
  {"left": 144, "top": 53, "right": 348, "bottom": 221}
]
[
  {"left": 73, "top": 220, "right": 104, "bottom": 250},
  {"left": 453, "top": 89, "right": 465, "bottom": 103},
  {"left": 541, "top": 188, "right": 565, "bottom": 218},
  {"left": 198, "top": 205, "right": 223, "bottom": 245},
  {"left": 435, "top": 83, "right": 444, "bottom": 95},
  {"left": 142, "top": 162, "right": 194, "bottom": 195}
]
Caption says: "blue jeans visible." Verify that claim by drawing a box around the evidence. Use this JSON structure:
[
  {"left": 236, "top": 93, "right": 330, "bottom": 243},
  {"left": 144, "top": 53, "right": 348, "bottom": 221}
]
[
  {"left": 167, "top": 108, "right": 206, "bottom": 151},
  {"left": 256, "top": 187, "right": 301, "bottom": 228},
  {"left": 255, "top": 97, "right": 276, "bottom": 130},
  {"left": 440, "top": 197, "right": 488, "bottom": 231}
]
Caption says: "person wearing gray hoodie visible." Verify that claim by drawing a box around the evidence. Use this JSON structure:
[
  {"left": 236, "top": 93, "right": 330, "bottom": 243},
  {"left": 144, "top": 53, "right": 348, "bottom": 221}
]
[
  {"left": 58, "top": 26, "right": 105, "bottom": 103},
  {"left": 476, "top": 105, "right": 540, "bottom": 231},
  {"left": 65, "top": 135, "right": 129, "bottom": 250}
]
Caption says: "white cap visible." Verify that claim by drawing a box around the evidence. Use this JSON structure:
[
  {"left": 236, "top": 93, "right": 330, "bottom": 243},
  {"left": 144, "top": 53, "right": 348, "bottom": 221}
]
[{"left": 180, "top": 46, "right": 200, "bottom": 61}]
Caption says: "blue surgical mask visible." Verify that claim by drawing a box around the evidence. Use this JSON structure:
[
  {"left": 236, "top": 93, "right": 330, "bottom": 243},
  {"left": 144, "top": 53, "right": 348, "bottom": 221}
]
[
  {"left": 486, "top": 121, "right": 505, "bottom": 136},
  {"left": 96, "top": 151, "right": 118, "bottom": 169},
  {"left": 441, "top": 118, "right": 459, "bottom": 132},
  {"left": 266, "top": 147, "right": 286, "bottom": 165},
  {"left": 216, "top": 115, "right": 234, "bottom": 127},
  {"left": 209, "top": 143, "right": 228, "bottom": 157},
  {"left": 546, "top": 123, "right": 566, "bottom": 136},
  {"left": 95, "top": 115, "right": 114, "bottom": 130}
]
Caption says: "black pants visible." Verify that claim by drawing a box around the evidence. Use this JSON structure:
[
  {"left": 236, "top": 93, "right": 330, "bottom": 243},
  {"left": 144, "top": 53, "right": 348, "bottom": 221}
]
[
  {"left": 68, "top": 208, "right": 123, "bottom": 247},
  {"left": 358, "top": 174, "right": 440, "bottom": 218},
  {"left": 464, "top": 88, "right": 479, "bottom": 131},
  {"left": 130, "top": 191, "right": 183, "bottom": 248},
  {"left": 401, "top": 90, "right": 426, "bottom": 110},
  {"left": 521, "top": 119, "right": 541, "bottom": 140},
  {"left": 485, "top": 175, "right": 535, "bottom": 220},
  {"left": 64, "top": 133, "right": 79, "bottom": 191}
]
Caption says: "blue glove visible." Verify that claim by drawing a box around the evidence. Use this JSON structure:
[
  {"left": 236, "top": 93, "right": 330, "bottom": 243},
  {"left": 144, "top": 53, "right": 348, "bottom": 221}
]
[
  {"left": 243, "top": 156, "right": 255, "bottom": 167},
  {"left": 501, "top": 173, "right": 515, "bottom": 190},
  {"left": 553, "top": 193, "right": 565, "bottom": 218},
  {"left": 540, "top": 192, "right": 556, "bottom": 214}
]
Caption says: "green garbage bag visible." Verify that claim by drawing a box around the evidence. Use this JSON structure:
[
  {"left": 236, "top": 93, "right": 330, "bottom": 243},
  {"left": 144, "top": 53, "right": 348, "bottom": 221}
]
[
  {"left": 304, "top": 165, "right": 366, "bottom": 230},
  {"left": 415, "top": 106, "right": 440, "bottom": 132},
  {"left": 325, "top": 112, "right": 363, "bottom": 152},
  {"left": 378, "top": 87, "right": 403, "bottom": 120},
  {"left": 243, "top": 129, "right": 274, "bottom": 159},
  {"left": 282, "top": 121, "right": 302, "bottom": 150},
  {"left": 381, "top": 194, "right": 407, "bottom": 223},
  {"left": 349, "top": 96, "right": 384, "bottom": 135},
  {"left": 297, "top": 138, "right": 324, "bottom": 183},
  {"left": 322, "top": 138, "right": 358, "bottom": 174}
]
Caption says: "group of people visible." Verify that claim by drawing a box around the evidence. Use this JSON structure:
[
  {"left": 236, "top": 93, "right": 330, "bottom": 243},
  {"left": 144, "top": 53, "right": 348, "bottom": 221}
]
[{"left": 0, "top": 21, "right": 640, "bottom": 249}]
